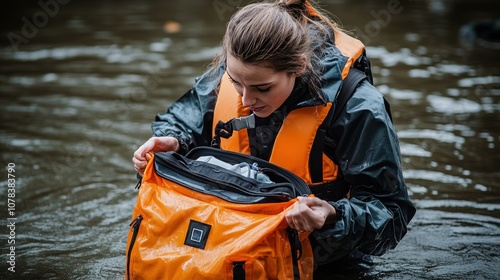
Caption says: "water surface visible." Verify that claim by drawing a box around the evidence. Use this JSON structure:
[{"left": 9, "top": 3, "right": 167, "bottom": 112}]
[{"left": 0, "top": 0, "right": 499, "bottom": 279}]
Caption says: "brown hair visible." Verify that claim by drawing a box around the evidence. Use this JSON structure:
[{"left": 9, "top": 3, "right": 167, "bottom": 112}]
[{"left": 211, "top": 0, "right": 341, "bottom": 103}]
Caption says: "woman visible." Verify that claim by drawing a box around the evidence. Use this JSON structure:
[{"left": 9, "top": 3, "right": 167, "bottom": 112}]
[{"left": 132, "top": 0, "right": 416, "bottom": 276}]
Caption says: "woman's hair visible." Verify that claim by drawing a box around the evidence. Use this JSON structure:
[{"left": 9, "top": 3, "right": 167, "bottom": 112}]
[{"left": 210, "top": 0, "right": 341, "bottom": 103}]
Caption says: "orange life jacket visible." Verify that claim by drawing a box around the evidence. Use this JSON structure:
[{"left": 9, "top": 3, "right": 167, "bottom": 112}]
[{"left": 212, "top": 30, "right": 365, "bottom": 186}]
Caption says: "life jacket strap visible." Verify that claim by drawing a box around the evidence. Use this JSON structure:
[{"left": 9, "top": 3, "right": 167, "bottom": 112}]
[{"left": 212, "top": 114, "right": 255, "bottom": 148}]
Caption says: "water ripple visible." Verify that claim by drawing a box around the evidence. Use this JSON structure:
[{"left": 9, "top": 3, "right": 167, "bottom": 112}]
[
  {"left": 366, "top": 46, "right": 433, "bottom": 67},
  {"left": 1, "top": 45, "right": 167, "bottom": 65},
  {"left": 398, "top": 129, "right": 465, "bottom": 145},
  {"left": 404, "top": 169, "right": 472, "bottom": 187},
  {"left": 427, "top": 95, "right": 482, "bottom": 114},
  {"left": 414, "top": 199, "right": 500, "bottom": 212}
]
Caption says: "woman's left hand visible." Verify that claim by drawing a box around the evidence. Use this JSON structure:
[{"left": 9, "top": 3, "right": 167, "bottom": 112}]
[{"left": 285, "top": 196, "right": 337, "bottom": 232}]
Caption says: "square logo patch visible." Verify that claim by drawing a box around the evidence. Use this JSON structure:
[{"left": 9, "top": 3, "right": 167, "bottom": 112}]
[{"left": 184, "top": 220, "right": 211, "bottom": 250}]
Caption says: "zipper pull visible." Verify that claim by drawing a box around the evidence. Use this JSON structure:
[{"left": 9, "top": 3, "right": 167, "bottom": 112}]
[
  {"left": 135, "top": 173, "right": 142, "bottom": 189},
  {"left": 130, "top": 215, "right": 143, "bottom": 230}
]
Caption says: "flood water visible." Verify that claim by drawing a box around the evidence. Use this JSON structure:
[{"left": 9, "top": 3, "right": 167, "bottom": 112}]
[{"left": 0, "top": 0, "right": 499, "bottom": 279}]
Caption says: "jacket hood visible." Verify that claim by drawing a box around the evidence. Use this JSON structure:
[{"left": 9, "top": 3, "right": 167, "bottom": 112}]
[{"left": 294, "top": 23, "right": 365, "bottom": 108}]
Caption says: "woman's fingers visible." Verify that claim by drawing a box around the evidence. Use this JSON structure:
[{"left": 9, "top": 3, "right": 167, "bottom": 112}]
[
  {"left": 286, "top": 197, "right": 336, "bottom": 231},
  {"left": 131, "top": 137, "right": 180, "bottom": 176}
]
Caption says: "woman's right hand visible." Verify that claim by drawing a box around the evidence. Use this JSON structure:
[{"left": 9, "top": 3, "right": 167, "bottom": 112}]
[{"left": 132, "top": 136, "right": 180, "bottom": 176}]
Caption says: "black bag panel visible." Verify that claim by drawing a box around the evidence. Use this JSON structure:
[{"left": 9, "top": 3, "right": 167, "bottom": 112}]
[
  {"left": 186, "top": 147, "right": 311, "bottom": 196},
  {"left": 153, "top": 147, "right": 311, "bottom": 204}
]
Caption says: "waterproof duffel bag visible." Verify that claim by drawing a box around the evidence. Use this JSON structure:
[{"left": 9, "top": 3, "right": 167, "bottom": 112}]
[{"left": 125, "top": 146, "right": 313, "bottom": 280}]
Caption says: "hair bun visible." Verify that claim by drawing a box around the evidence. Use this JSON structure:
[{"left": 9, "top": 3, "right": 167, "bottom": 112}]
[
  {"left": 281, "top": 0, "right": 306, "bottom": 5},
  {"left": 278, "top": 0, "right": 307, "bottom": 20}
]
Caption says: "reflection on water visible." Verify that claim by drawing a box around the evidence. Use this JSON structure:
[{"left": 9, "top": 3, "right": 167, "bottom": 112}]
[{"left": 0, "top": 0, "right": 499, "bottom": 279}]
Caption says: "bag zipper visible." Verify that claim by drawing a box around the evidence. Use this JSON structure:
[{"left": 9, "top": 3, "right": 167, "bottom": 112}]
[
  {"left": 155, "top": 154, "right": 293, "bottom": 202},
  {"left": 186, "top": 147, "right": 311, "bottom": 196},
  {"left": 126, "top": 215, "right": 143, "bottom": 280},
  {"left": 286, "top": 227, "right": 302, "bottom": 280}
]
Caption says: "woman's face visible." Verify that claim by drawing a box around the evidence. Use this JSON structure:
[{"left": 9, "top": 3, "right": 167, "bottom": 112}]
[{"left": 226, "top": 53, "right": 297, "bottom": 118}]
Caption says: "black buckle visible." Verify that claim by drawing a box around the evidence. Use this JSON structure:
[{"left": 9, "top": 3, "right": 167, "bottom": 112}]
[{"left": 214, "top": 120, "right": 233, "bottom": 139}]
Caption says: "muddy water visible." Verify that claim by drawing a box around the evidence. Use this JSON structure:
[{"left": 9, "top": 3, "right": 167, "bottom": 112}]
[{"left": 0, "top": 0, "right": 499, "bottom": 279}]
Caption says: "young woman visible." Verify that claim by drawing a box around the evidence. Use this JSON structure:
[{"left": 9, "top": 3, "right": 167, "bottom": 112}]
[{"left": 132, "top": 0, "right": 415, "bottom": 276}]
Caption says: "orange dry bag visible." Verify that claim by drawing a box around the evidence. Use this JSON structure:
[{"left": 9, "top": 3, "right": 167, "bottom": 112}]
[{"left": 125, "top": 147, "right": 313, "bottom": 279}]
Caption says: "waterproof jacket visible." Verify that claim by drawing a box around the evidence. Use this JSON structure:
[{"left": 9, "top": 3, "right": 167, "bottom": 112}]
[{"left": 151, "top": 23, "right": 416, "bottom": 272}]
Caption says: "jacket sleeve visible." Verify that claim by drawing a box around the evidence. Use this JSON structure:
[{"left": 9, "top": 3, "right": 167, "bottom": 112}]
[
  {"left": 312, "top": 80, "right": 416, "bottom": 265},
  {"left": 151, "top": 66, "right": 224, "bottom": 154}
]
